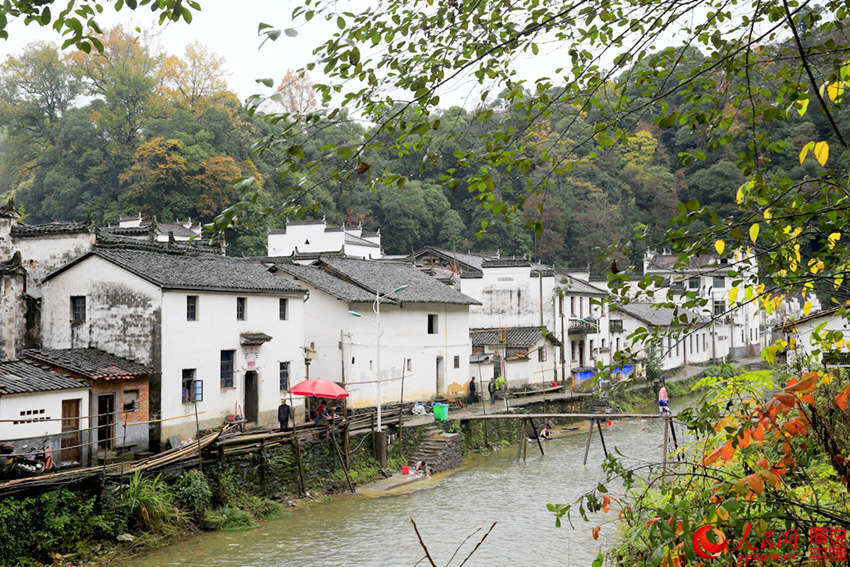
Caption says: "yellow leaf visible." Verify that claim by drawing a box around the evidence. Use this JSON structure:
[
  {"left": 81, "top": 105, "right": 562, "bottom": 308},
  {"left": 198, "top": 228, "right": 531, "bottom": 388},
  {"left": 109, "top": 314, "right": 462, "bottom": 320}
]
[
  {"left": 814, "top": 141, "right": 829, "bottom": 166},
  {"left": 827, "top": 81, "right": 844, "bottom": 103},
  {"left": 729, "top": 287, "right": 739, "bottom": 304},
  {"left": 803, "top": 300, "right": 812, "bottom": 316},
  {"left": 763, "top": 208, "right": 772, "bottom": 222},
  {"left": 795, "top": 97, "right": 809, "bottom": 116},
  {"left": 714, "top": 239, "right": 725, "bottom": 255},
  {"left": 799, "top": 141, "right": 814, "bottom": 164},
  {"left": 716, "top": 506, "right": 730, "bottom": 521},
  {"left": 828, "top": 232, "right": 841, "bottom": 249},
  {"left": 749, "top": 223, "right": 760, "bottom": 243}
]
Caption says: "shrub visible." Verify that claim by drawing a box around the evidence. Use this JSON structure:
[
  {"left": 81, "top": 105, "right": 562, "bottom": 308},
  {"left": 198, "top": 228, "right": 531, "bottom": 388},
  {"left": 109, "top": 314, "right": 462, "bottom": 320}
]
[
  {"left": 172, "top": 470, "right": 212, "bottom": 521},
  {"left": 119, "top": 472, "right": 176, "bottom": 532},
  {"left": 218, "top": 507, "right": 257, "bottom": 531},
  {"left": 244, "top": 496, "right": 284, "bottom": 519}
]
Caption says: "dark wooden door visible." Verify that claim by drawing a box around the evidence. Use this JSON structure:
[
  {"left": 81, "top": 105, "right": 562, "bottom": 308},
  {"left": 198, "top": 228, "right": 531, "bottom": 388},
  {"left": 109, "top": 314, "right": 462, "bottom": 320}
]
[
  {"left": 245, "top": 371, "right": 258, "bottom": 423},
  {"left": 97, "top": 394, "right": 114, "bottom": 449},
  {"left": 61, "top": 399, "right": 81, "bottom": 464}
]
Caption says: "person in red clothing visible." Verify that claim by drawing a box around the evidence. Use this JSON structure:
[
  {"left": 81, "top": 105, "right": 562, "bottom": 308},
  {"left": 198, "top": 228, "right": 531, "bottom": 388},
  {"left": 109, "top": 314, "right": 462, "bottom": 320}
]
[{"left": 657, "top": 381, "right": 672, "bottom": 416}]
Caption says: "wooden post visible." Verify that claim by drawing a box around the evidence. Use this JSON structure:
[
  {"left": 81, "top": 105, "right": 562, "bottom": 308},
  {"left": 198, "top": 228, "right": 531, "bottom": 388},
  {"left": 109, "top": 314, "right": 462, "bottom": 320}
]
[
  {"left": 259, "top": 439, "right": 267, "bottom": 494},
  {"left": 331, "top": 430, "right": 355, "bottom": 494},
  {"left": 595, "top": 419, "right": 608, "bottom": 460},
  {"left": 521, "top": 423, "right": 528, "bottom": 463},
  {"left": 399, "top": 359, "right": 406, "bottom": 459},
  {"left": 292, "top": 436, "right": 306, "bottom": 496},
  {"left": 528, "top": 418, "right": 544, "bottom": 456},
  {"left": 218, "top": 444, "right": 225, "bottom": 465},
  {"left": 194, "top": 400, "right": 203, "bottom": 472},
  {"left": 516, "top": 420, "right": 526, "bottom": 462},
  {"left": 662, "top": 414, "right": 670, "bottom": 473},
  {"left": 582, "top": 419, "right": 594, "bottom": 466},
  {"left": 669, "top": 419, "right": 681, "bottom": 462},
  {"left": 343, "top": 422, "right": 351, "bottom": 469}
]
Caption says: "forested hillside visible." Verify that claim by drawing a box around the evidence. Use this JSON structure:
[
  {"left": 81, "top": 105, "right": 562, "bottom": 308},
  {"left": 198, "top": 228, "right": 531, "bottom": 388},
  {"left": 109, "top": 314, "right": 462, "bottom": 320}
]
[{"left": 1, "top": 27, "right": 847, "bottom": 266}]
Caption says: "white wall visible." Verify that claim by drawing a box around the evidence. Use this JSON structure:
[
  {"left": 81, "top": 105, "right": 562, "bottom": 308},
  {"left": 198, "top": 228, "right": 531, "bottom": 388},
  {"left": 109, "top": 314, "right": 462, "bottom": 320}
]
[
  {"left": 40, "top": 256, "right": 162, "bottom": 364},
  {"left": 268, "top": 224, "right": 345, "bottom": 256},
  {"left": 0, "top": 388, "right": 90, "bottom": 464},
  {"left": 280, "top": 274, "right": 472, "bottom": 408},
  {"left": 463, "top": 267, "right": 557, "bottom": 329},
  {"left": 159, "top": 290, "right": 306, "bottom": 440},
  {"left": 473, "top": 340, "right": 557, "bottom": 389},
  {"left": 16, "top": 232, "right": 95, "bottom": 298},
  {"left": 784, "top": 315, "right": 850, "bottom": 366},
  {"left": 344, "top": 243, "right": 382, "bottom": 259}
]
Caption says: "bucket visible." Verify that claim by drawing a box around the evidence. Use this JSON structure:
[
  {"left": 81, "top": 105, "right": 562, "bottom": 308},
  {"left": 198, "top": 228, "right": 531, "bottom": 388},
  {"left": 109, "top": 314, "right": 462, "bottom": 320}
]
[
  {"left": 401, "top": 465, "right": 410, "bottom": 475},
  {"left": 433, "top": 403, "right": 448, "bottom": 421}
]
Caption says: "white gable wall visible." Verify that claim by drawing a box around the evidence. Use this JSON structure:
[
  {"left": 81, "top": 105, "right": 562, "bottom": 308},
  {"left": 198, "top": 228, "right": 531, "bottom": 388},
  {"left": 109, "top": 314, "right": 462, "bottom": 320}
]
[
  {"left": 40, "top": 256, "right": 162, "bottom": 365},
  {"left": 159, "top": 290, "right": 306, "bottom": 440},
  {"left": 15, "top": 232, "right": 95, "bottom": 298}
]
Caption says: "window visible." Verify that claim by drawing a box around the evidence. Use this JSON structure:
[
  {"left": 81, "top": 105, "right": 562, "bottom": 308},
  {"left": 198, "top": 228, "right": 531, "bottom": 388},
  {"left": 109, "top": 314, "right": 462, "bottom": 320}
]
[
  {"left": 71, "top": 296, "right": 86, "bottom": 323},
  {"left": 220, "top": 351, "right": 235, "bottom": 388},
  {"left": 713, "top": 276, "right": 725, "bottom": 288},
  {"left": 570, "top": 297, "right": 576, "bottom": 316},
  {"left": 538, "top": 347, "right": 546, "bottom": 362},
  {"left": 713, "top": 300, "right": 725, "bottom": 316},
  {"left": 703, "top": 333, "right": 707, "bottom": 351},
  {"left": 427, "top": 314, "right": 438, "bottom": 334},
  {"left": 615, "top": 337, "right": 620, "bottom": 352},
  {"left": 123, "top": 389, "right": 139, "bottom": 412},
  {"left": 579, "top": 298, "right": 584, "bottom": 318},
  {"left": 279, "top": 298, "right": 288, "bottom": 320},
  {"left": 688, "top": 277, "right": 700, "bottom": 289},
  {"left": 453, "top": 355, "right": 460, "bottom": 369},
  {"left": 186, "top": 296, "right": 198, "bottom": 321},
  {"left": 689, "top": 335, "right": 694, "bottom": 353},
  {"left": 279, "top": 361, "right": 290, "bottom": 391},
  {"left": 236, "top": 297, "right": 246, "bottom": 320},
  {"left": 589, "top": 340, "right": 594, "bottom": 354},
  {"left": 182, "top": 369, "right": 196, "bottom": 403},
  {"left": 610, "top": 319, "right": 623, "bottom": 333},
  {"left": 406, "top": 358, "right": 413, "bottom": 372}
]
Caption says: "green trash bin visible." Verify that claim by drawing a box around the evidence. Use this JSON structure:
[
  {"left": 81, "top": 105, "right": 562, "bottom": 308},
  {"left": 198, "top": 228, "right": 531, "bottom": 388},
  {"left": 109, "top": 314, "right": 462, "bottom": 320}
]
[{"left": 433, "top": 403, "right": 448, "bottom": 421}]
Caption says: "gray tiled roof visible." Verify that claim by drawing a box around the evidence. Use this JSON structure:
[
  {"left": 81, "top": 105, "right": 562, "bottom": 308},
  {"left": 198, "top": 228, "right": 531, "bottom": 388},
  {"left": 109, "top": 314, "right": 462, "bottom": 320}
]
[
  {"left": 46, "top": 248, "right": 306, "bottom": 294},
  {"left": 23, "top": 348, "right": 150, "bottom": 380},
  {"left": 646, "top": 253, "right": 733, "bottom": 275},
  {"left": 556, "top": 273, "right": 609, "bottom": 296},
  {"left": 273, "top": 262, "right": 376, "bottom": 302},
  {"left": 345, "top": 232, "right": 380, "bottom": 248},
  {"left": 481, "top": 258, "right": 532, "bottom": 268},
  {"left": 613, "top": 303, "right": 704, "bottom": 327},
  {"left": 426, "top": 247, "right": 487, "bottom": 271},
  {"left": 0, "top": 360, "right": 87, "bottom": 395},
  {"left": 470, "top": 326, "right": 560, "bottom": 346},
  {"left": 95, "top": 232, "right": 222, "bottom": 255},
  {"left": 11, "top": 221, "right": 91, "bottom": 237},
  {"left": 320, "top": 257, "right": 480, "bottom": 305}
]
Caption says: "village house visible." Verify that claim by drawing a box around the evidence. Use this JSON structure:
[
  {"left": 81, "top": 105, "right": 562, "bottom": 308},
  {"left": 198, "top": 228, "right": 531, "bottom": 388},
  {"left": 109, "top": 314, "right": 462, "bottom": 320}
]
[
  {"left": 269, "top": 256, "right": 478, "bottom": 408},
  {"left": 776, "top": 307, "right": 850, "bottom": 366},
  {"left": 610, "top": 303, "right": 712, "bottom": 373},
  {"left": 102, "top": 213, "right": 205, "bottom": 243},
  {"left": 23, "top": 348, "right": 152, "bottom": 456},
  {"left": 39, "top": 246, "right": 307, "bottom": 448},
  {"left": 469, "top": 326, "right": 560, "bottom": 390},
  {"left": 267, "top": 218, "right": 383, "bottom": 259},
  {"left": 0, "top": 360, "right": 89, "bottom": 467},
  {"left": 642, "top": 250, "right": 765, "bottom": 358}
]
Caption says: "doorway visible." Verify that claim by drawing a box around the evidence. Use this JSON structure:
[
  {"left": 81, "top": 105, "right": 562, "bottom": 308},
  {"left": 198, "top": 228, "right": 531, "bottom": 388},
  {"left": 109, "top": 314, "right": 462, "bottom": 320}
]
[
  {"left": 435, "top": 356, "right": 444, "bottom": 395},
  {"left": 97, "top": 394, "right": 114, "bottom": 449},
  {"left": 578, "top": 341, "right": 585, "bottom": 366},
  {"left": 61, "top": 399, "right": 81, "bottom": 464},
  {"left": 245, "top": 371, "right": 258, "bottom": 423}
]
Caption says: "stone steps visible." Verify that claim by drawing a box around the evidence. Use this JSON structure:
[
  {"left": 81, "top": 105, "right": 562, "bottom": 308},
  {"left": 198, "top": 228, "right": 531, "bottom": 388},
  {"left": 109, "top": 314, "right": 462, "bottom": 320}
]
[{"left": 407, "top": 430, "right": 462, "bottom": 473}]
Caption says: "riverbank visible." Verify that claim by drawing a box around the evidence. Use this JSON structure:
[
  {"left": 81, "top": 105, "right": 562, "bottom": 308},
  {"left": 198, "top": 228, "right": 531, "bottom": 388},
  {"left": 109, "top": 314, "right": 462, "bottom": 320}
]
[{"left": 0, "top": 361, "right": 757, "bottom": 566}]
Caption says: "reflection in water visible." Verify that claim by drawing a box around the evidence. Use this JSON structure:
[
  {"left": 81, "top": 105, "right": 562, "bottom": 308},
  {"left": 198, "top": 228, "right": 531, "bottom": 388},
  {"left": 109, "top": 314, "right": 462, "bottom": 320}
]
[{"left": 124, "top": 417, "right": 677, "bottom": 567}]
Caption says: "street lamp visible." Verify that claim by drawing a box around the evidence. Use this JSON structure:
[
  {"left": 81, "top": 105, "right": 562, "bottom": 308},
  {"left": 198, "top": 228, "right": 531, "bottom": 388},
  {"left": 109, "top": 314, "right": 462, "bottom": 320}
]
[{"left": 349, "top": 284, "right": 408, "bottom": 432}]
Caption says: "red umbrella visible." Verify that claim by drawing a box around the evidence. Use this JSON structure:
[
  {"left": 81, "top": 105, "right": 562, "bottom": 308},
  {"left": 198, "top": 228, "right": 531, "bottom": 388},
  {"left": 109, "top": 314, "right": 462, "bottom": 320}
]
[{"left": 290, "top": 378, "right": 349, "bottom": 399}]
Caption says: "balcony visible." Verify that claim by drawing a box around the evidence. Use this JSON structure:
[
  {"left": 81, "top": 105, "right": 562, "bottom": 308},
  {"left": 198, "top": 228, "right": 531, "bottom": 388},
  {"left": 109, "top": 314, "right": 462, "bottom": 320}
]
[{"left": 569, "top": 318, "right": 599, "bottom": 335}]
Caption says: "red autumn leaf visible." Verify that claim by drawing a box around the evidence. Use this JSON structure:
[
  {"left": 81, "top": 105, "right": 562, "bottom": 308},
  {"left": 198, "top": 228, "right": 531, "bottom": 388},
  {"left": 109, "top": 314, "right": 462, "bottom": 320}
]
[
  {"left": 834, "top": 383, "right": 850, "bottom": 410},
  {"left": 703, "top": 446, "right": 724, "bottom": 466},
  {"left": 757, "top": 457, "right": 769, "bottom": 469},
  {"left": 720, "top": 441, "right": 735, "bottom": 462},
  {"left": 774, "top": 392, "right": 797, "bottom": 407},
  {"left": 592, "top": 525, "right": 601, "bottom": 540},
  {"left": 783, "top": 418, "right": 808, "bottom": 437},
  {"left": 753, "top": 424, "right": 765, "bottom": 441},
  {"left": 800, "top": 393, "right": 815, "bottom": 405},
  {"left": 601, "top": 495, "right": 611, "bottom": 513},
  {"left": 736, "top": 429, "right": 752, "bottom": 449}
]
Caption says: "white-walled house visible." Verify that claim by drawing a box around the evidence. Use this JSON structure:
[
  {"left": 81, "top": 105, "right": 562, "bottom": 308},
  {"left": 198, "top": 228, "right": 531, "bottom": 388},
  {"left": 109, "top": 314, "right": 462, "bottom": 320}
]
[
  {"left": 469, "top": 326, "right": 560, "bottom": 389},
  {"left": 40, "top": 247, "right": 307, "bottom": 447},
  {"left": 611, "top": 303, "right": 712, "bottom": 373},
  {"left": 268, "top": 219, "right": 383, "bottom": 259},
  {"left": 270, "top": 257, "right": 478, "bottom": 408},
  {"left": 776, "top": 307, "right": 850, "bottom": 366},
  {"left": 0, "top": 360, "right": 90, "bottom": 466}
]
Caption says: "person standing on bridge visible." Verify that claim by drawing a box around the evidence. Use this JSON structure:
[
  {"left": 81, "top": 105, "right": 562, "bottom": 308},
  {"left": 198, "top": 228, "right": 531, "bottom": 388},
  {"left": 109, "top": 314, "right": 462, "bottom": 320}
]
[
  {"left": 488, "top": 378, "right": 496, "bottom": 406},
  {"left": 278, "top": 398, "right": 293, "bottom": 431},
  {"left": 657, "top": 381, "right": 672, "bottom": 416},
  {"left": 468, "top": 377, "right": 477, "bottom": 404}
]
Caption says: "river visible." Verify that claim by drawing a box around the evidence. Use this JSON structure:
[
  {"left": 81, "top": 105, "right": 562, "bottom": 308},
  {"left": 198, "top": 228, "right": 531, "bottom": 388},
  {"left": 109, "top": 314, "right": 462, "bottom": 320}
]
[{"left": 124, "top": 409, "right": 686, "bottom": 567}]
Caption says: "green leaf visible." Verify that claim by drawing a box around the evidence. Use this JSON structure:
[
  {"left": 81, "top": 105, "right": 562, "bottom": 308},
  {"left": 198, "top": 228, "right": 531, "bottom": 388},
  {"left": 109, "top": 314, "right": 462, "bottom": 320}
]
[
  {"left": 337, "top": 16, "right": 346, "bottom": 29},
  {"left": 256, "top": 78, "right": 274, "bottom": 87},
  {"left": 749, "top": 223, "right": 759, "bottom": 243},
  {"left": 284, "top": 28, "right": 298, "bottom": 37}
]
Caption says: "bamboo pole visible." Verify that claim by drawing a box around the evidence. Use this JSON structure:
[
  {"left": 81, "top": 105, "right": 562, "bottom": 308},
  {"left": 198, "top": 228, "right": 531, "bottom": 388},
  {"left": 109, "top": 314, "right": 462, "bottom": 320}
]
[
  {"left": 516, "top": 420, "right": 526, "bottom": 462},
  {"left": 344, "top": 422, "right": 351, "bottom": 469},
  {"left": 528, "top": 417, "right": 544, "bottom": 456},
  {"left": 582, "top": 419, "right": 594, "bottom": 466},
  {"left": 399, "top": 358, "right": 406, "bottom": 458},
  {"left": 662, "top": 414, "right": 670, "bottom": 473},
  {"left": 331, "top": 430, "right": 355, "bottom": 494},
  {"left": 292, "top": 437, "right": 306, "bottom": 496},
  {"left": 595, "top": 419, "right": 608, "bottom": 460}
]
